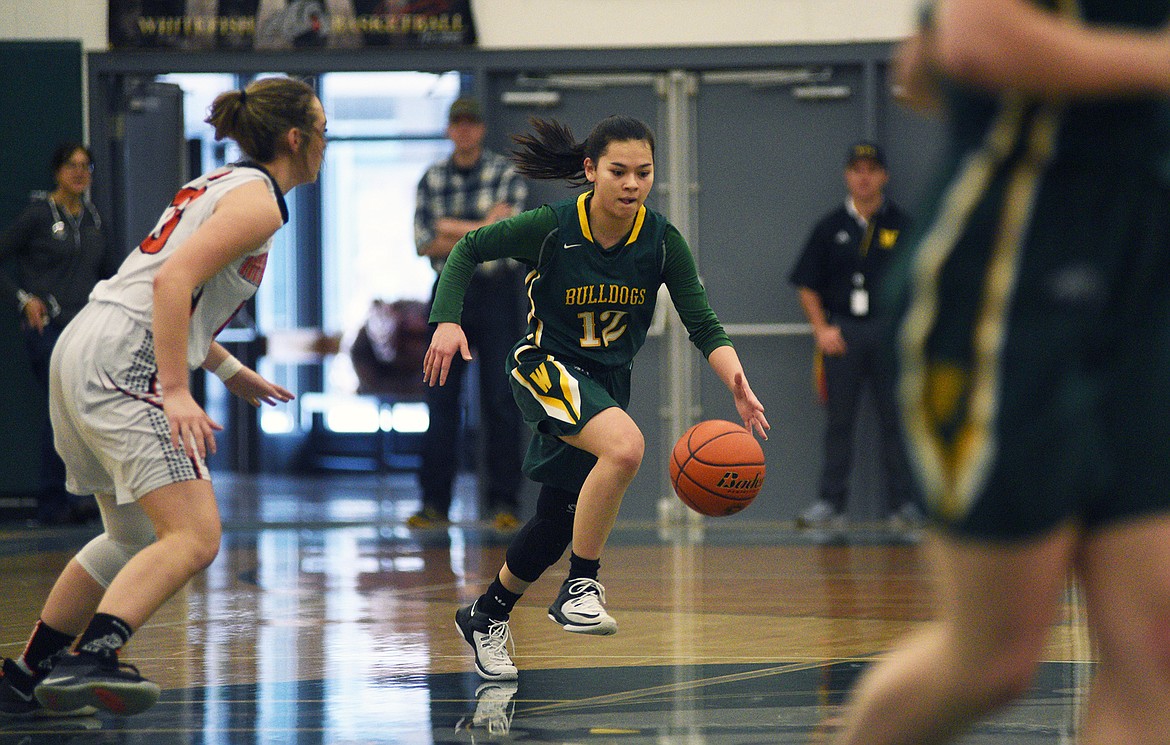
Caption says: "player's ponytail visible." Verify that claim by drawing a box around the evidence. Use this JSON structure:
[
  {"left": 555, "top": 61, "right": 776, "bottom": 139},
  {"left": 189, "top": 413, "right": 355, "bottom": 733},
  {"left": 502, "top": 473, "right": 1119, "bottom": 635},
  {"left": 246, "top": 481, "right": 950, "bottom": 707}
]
[
  {"left": 205, "top": 77, "right": 317, "bottom": 163},
  {"left": 512, "top": 115, "right": 655, "bottom": 187},
  {"left": 511, "top": 117, "right": 587, "bottom": 184}
]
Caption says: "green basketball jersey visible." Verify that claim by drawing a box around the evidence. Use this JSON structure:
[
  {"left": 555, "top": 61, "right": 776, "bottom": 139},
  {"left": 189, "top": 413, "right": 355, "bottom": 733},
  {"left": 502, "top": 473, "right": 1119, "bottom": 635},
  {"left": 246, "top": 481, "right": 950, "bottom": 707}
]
[
  {"left": 431, "top": 191, "right": 731, "bottom": 371},
  {"left": 888, "top": 0, "right": 1170, "bottom": 536}
]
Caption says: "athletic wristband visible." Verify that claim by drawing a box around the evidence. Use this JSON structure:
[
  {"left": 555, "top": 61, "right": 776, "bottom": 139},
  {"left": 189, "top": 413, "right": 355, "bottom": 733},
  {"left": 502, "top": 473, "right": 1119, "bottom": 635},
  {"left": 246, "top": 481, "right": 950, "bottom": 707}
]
[{"left": 213, "top": 354, "right": 245, "bottom": 382}]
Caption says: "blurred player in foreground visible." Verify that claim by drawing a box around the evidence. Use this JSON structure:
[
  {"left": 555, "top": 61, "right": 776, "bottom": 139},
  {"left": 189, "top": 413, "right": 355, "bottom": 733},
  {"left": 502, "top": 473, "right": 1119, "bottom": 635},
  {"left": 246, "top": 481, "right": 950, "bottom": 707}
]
[{"left": 833, "top": 1, "right": 1170, "bottom": 743}]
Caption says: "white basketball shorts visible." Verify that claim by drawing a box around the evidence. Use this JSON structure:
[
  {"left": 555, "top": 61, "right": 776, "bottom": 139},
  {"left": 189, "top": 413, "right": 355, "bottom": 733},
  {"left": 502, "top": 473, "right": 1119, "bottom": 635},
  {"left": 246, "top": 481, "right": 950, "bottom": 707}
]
[{"left": 49, "top": 301, "right": 210, "bottom": 504}]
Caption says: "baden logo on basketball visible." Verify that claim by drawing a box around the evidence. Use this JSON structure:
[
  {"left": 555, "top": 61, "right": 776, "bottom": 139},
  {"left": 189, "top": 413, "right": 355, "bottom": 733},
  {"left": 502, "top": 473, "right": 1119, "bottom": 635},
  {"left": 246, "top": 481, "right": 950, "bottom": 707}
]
[
  {"left": 715, "top": 472, "right": 763, "bottom": 492},
  {"left": 670, "top": 420, "right": 765, "bottom": 517}
]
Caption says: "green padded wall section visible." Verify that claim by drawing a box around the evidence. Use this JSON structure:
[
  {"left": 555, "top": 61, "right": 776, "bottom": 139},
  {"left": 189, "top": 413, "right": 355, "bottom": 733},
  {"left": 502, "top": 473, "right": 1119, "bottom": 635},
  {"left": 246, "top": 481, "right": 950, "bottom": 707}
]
[{"left": 0, "top": 41, "right": 84, "bottom": 495}]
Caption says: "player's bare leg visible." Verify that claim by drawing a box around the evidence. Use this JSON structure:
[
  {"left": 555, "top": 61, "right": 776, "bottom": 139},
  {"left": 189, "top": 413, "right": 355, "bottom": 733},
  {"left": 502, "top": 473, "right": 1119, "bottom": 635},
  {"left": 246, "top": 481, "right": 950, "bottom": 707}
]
[
  {"left": 560, "top": 407, "right": 644, "bottom": 560},
  {"left": 1075, "top": 516, "right": 1170, "bottom": 744},
  {"left": 832, "top": 525, "right": 1076, "bottom": 745},
  {"left": 93, "top": 481, "right": 222, "bottom": 627},
  {"left": 35, "top": 482, "right": 221, "bottom": 716},
  {"left": 529, "top": 407, "right": 643, "bottom": 636}
]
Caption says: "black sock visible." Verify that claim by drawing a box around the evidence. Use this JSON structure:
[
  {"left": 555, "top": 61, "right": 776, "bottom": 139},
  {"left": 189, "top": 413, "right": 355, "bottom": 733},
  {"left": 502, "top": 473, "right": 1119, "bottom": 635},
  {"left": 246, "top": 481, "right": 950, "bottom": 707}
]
[
  {"left": 476, "top": 576, "right": 522, "bottom": 621},
  {"left": 18, "top": 620, "right": 76, "bottom": 677},
  {"left": 76, "top": 613, "right": 132, "bottom": 659},
  {"left": 568, "top": 552, "right": 600, "bottom": 581}
]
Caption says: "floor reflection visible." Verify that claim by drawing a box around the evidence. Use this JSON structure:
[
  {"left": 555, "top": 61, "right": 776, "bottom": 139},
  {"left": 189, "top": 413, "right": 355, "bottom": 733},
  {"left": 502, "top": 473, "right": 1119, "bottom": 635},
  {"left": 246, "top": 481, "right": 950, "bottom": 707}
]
[
  {"left": 0, "top": 660, "right": 1088, "bottom": 744},
  {"left": 0, "top": 473, "right": 1088, "bottom": 744}
]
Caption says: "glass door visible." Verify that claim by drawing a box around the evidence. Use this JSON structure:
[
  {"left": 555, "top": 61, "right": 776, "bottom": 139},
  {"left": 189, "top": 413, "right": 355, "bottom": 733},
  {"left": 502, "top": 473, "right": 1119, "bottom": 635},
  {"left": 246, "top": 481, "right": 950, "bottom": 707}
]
[{"left": 311, "top": 71, "right": 460, "bottom": 441}]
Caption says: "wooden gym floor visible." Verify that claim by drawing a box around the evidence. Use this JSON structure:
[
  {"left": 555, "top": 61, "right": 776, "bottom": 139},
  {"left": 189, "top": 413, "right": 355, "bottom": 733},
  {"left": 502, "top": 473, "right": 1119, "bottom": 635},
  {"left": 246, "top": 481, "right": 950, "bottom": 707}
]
[{"left": 0, "top": 472, "right": 1091, "bottom": 744}]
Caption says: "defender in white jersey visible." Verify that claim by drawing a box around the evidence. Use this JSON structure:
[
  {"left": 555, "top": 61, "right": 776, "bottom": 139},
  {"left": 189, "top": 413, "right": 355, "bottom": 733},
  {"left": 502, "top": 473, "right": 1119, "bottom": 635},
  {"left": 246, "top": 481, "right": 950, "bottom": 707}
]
[
  {"left": 51, "top": 164, "right": 286, "bottom": 504},
  {"left": 0, "top": 77, "right": 326, "bottom": 720},
  {"left": 88, "top": 165, "right": 284, "bottom": 370}
]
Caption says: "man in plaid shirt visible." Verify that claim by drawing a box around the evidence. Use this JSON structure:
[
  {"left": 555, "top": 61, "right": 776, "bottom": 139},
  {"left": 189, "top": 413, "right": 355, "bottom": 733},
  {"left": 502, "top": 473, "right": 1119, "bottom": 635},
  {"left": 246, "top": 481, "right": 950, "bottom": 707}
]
[{"left": 410, "top": 97, "right": 528, "bottom": 531}]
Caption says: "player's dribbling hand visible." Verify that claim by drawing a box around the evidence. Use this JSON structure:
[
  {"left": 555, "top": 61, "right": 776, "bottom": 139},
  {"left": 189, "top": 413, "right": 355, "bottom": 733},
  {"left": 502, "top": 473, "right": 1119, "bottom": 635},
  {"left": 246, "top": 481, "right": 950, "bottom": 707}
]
[
  {"left": 733, "top": 373, "right": 770, "bottom": 440},
  {"left": 423, "top": 322, "right": 472, "bottom": 387}
]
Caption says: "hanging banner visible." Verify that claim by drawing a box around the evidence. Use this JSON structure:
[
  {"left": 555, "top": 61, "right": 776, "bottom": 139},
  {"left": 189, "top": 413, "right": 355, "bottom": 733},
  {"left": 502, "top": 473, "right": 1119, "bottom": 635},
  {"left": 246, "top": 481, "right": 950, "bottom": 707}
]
[{"left": 108, "top": 1, "right": 476, "bottom": 50}]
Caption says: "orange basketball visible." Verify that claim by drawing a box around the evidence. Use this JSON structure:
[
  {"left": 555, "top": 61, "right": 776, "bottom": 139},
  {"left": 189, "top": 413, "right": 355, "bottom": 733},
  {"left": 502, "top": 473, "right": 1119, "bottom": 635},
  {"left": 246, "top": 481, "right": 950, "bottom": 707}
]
[{"left": 669, "top": 419, "right": 765, "bottom": 517}]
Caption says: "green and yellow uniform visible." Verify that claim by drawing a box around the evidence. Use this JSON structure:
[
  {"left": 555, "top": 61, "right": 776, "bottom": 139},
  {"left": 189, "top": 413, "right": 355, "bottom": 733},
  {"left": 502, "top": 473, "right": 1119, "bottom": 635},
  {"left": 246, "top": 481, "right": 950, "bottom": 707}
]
[
  {"left": 891, "top": 0, "right": 1170, "bottom": 538},
  {"left": 431, "top": 191, "right": 731, "bottom": 491}
]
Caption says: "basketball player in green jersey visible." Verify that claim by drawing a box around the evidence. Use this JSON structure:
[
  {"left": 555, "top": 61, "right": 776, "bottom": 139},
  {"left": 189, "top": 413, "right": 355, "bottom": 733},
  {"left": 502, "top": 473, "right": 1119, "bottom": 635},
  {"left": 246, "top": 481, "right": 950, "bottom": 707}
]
[
  {"left": 832, "top": 1, "right": 1170, "bottom": 743},
  {"left": 424, "top": 115, "right": 769, "bottom": 681}
]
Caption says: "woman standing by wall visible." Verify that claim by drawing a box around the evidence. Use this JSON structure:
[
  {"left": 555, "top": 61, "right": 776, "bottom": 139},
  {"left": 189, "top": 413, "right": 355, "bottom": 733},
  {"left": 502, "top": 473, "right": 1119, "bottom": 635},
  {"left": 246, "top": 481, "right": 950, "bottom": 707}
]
[{"left": 0, "top": 143, "right": 122, "bottom": 525}]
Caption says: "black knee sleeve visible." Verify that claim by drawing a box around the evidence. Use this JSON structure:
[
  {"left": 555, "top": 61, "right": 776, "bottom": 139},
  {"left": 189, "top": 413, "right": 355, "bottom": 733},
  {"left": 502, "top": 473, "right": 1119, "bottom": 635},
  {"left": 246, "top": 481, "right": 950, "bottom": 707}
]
[{"left": 505, "top": 484, "right": 577, "bottom": 583}]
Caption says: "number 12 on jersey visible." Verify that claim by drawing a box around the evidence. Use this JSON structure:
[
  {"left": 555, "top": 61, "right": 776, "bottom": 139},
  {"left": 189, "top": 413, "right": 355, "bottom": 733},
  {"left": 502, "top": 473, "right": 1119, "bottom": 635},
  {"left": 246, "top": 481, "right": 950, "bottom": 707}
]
[{"left": 578, "top": 310, "right": 629, "bottom": 348}]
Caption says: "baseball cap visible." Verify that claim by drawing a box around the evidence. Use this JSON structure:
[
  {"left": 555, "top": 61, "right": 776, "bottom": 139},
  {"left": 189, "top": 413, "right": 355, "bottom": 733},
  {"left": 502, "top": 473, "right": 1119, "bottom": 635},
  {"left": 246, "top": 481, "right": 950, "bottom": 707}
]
[
  {"left": 448, "top": 97, "right": 484, "bottom": 123},
  {"left": 846, "top": 141, "right": 886, "bottom": 167}
]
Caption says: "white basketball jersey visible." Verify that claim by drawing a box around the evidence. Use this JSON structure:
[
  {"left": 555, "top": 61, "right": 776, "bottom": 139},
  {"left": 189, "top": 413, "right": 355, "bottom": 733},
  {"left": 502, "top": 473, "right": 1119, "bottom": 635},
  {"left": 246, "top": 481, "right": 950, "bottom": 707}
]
[{"left": 89, "top": 163, "right": 288, "bottom": 368}]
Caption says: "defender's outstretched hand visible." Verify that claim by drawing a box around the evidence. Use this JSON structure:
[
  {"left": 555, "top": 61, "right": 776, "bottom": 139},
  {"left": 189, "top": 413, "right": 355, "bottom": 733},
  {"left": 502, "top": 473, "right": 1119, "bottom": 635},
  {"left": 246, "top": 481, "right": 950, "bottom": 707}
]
[{"left": 224, "top": 366, "right": 295, "bottom": 407}]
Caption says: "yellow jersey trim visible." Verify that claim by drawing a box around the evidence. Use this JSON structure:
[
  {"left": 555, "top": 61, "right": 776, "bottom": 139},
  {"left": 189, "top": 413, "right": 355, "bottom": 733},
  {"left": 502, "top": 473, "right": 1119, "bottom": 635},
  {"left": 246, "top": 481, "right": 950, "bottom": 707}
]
[{"left": 575, "top": 190, "right": 647, "bottom": 247}]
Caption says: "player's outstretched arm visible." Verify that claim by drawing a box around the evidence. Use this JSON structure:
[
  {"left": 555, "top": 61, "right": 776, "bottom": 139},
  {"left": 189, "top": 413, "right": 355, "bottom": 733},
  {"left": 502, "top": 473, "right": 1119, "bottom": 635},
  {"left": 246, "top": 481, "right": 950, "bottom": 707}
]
[
  {"left": 706, "top": 345, "right": 769, "bottom": 440},
  {"left": 929, "top": 0, "right": 1170, "bottom": 97},
  {"left": 202, "top": 341, "right": 294, "bottom": 407},
  {"left": 893, "top": 28, "right": 943, "bottom": 114},
  {"left": 223, "top": 367, "right": 294, "bottom": 407}
]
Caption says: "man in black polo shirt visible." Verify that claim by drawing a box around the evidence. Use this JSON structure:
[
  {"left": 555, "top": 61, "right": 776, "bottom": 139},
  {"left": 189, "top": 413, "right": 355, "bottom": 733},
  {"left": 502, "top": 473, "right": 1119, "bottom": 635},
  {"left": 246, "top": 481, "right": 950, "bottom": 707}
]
[{"left": 789, "top": 141, "right": 917, "bottom": 532}]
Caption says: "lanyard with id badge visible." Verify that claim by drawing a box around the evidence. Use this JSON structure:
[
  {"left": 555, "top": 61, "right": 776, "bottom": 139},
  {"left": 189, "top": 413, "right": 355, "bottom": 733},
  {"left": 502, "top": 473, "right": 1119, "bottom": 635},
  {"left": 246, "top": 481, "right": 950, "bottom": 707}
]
[
  {"left": 48, "top": 198, "right": 84, "bottom": 250},
  {"left": 851, "top": 219, "right": 876, "bottom": 317}
]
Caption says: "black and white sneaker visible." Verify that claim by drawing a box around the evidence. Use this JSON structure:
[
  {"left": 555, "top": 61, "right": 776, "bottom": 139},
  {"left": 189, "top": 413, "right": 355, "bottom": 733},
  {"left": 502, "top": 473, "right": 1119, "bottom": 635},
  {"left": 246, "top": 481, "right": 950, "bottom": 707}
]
[
  {"left": 0, "top": 657, "right": 96, "bottom": 718},
  {"left": 34, "top": 653, "right": 160, "bottom": 716},
  {"left": 547, "top": 578, "right": 618, "bottom": 635},
  {"left": 454, "top": 603, "right": 518, "bottom": 681},
  {"left": 455, "top": 680, "right": 518, "bottom": 736}
]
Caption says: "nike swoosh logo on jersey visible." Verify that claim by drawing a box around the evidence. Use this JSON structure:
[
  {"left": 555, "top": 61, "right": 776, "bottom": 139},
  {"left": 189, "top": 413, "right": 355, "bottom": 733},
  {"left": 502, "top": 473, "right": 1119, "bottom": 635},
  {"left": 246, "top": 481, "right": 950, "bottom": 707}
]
[{"left": 563, "top": 243, "right": 582, "bottom": 249}]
